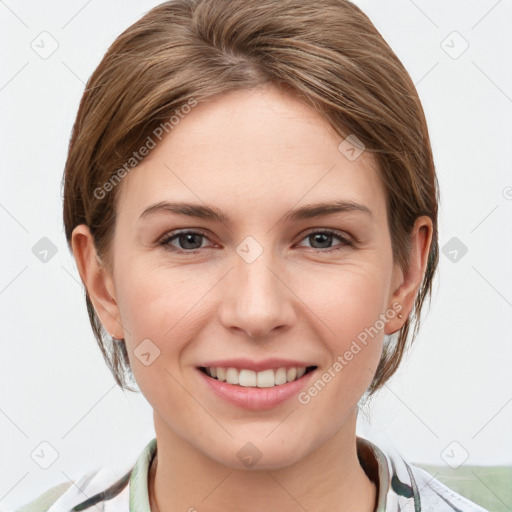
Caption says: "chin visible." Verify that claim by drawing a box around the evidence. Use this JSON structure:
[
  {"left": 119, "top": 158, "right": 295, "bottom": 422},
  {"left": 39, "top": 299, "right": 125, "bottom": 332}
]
[{"left": 203, "top": 433, "right": 315, "bottom": 472}]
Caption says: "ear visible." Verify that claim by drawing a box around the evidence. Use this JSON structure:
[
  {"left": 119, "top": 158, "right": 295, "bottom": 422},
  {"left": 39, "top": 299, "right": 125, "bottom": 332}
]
[
  {"left": 71, "top": 224, "right": 124, "bottom": 339},
  {"left": 385, "top": 215, "right": 433, "bottom": 335}
]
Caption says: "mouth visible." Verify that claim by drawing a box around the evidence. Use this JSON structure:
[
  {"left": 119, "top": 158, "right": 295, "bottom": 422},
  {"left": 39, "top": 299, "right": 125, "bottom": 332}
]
[{"left": 198, "top": 365, "right": 318, "bottom": 388}]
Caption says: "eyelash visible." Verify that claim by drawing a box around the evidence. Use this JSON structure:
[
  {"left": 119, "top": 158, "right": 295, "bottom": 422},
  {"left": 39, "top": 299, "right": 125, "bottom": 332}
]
[{"left": 158, "top": 229, "right": 354, "bottom": 254}]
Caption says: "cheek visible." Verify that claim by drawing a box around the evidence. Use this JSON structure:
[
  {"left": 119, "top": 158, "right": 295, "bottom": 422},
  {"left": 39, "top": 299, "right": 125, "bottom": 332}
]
[
  {"left": 114, "top": 260, "right": 219, "bottom": 369},
  {"left": 113, "top": 264, "right": 201, "bottom": 408},
  {"left": 294, "top": 263, "right": 389, "bottom": 393},
  {"left": 116, "top": 258, "right": 194, "bottom": 332},
  {"left": 297, "top": 261, "right": 389, "bottom": 341}
]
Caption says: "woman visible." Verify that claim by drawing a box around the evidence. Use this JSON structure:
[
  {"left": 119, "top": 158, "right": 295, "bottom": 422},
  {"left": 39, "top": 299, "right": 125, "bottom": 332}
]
[{"left": 17, "top": 0, "right": 489, "bottom": 510}]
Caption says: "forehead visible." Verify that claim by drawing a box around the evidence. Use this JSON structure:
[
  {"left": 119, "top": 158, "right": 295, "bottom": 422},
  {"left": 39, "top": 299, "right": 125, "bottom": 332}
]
[{"left": 117, "top": 86, "right": 386, "bottom": 224}]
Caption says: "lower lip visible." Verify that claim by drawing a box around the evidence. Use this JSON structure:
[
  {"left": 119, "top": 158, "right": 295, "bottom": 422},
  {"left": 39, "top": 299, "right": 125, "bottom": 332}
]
[{"left": 197, "top": 368, "right": 316, "bottom": 410}]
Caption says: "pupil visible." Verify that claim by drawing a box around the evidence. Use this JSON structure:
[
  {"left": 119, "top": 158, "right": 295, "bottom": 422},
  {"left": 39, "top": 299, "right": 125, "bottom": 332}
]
[
  {"left": 180, "top": 234, "right": 202, "bottom": 249},
  {"left": 311, "top": 233, "right": 331, "bottom": 249}
]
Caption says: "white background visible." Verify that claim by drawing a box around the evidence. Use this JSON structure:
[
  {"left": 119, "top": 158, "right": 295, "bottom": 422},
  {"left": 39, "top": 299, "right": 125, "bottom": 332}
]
[{"left": 1, "top": 0, "right": 511, "bottom": 509}]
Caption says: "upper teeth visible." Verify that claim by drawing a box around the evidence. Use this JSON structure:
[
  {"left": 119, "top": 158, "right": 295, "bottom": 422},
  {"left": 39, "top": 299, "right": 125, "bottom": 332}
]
[{"left": 205, "top": 367, "right": 307, "bottom": 387}]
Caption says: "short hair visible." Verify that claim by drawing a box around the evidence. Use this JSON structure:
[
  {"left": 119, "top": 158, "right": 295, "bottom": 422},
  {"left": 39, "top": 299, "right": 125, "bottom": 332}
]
[{"left": 62, "top": 0, "right": 439, "bottom": 395}]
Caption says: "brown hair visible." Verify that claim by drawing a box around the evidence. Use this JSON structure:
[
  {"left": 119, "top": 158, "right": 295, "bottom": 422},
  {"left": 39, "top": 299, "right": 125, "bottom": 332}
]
[{"left": 63, "top": 0, "right": 439, "bottom": 394}]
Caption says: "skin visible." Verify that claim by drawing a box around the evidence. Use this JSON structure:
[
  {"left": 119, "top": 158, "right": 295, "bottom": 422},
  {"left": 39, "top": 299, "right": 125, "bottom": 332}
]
[{"left": 72, "top": 85, "right": 432, "bottom": 512}]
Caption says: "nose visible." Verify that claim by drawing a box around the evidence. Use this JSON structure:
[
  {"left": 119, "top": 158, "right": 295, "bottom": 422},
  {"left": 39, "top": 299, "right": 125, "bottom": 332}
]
[{"left": 217, "top": 247, "right": 296, "bottom": 339}]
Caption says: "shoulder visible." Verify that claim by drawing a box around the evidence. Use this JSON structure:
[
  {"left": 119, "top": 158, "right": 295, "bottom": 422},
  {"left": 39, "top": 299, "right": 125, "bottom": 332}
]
[
  {"left": 13, "top": 482, "right": 72, "bottom": 512},
  {"left": 358, "top": 436, "right": 490, "bottom": 512},
  {"left": 13, "top": 466, "right": 132, "bottom": 512},
  {"left": 407, "top": 463, "right": 490, "bottom": 512},
  {"left": 14, "top": 438, "right": 157, "bottom": 512}
]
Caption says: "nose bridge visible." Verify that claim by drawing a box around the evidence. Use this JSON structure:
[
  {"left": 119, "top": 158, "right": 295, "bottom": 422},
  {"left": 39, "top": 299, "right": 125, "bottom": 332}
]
[{"left": 218, "top": 240, "right": 295, "bottom": 338}]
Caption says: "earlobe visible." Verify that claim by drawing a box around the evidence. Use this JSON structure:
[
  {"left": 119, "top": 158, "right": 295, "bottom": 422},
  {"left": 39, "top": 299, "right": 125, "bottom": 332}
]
[
  {"left": 71, "top": 224, "right": 124, "bottom": 339},
  {"left": 385, "top": 216, "right": 433, "bottom": 335}
]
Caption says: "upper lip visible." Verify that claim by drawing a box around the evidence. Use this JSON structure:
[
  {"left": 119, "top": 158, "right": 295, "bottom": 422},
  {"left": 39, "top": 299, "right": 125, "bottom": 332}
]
[{"left": 198, "top": 358, "right": 317, "bottom": 372}]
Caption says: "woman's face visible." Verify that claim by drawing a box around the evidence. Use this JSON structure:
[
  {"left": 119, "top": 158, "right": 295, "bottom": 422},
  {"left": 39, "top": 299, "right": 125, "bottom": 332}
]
[{"left": 79, "top": 85, "right": 427, "bottom": 469}]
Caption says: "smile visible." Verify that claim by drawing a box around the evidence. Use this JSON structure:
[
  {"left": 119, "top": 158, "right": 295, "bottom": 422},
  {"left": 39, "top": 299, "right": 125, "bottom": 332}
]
[{"left": 199, "top": 366, "right": 317, "bottom": 387}]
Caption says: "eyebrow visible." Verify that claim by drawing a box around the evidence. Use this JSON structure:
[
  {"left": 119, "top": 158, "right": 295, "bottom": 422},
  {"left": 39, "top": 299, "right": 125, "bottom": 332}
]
[{"left": 138, "top": 199, "right": 373, "bottom": 223}]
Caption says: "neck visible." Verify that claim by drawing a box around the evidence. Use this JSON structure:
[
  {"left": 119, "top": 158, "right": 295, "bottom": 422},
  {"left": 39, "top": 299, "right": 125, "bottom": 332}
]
[{"left": 149, "top": 408, "right": 376, "bottom": 512}]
